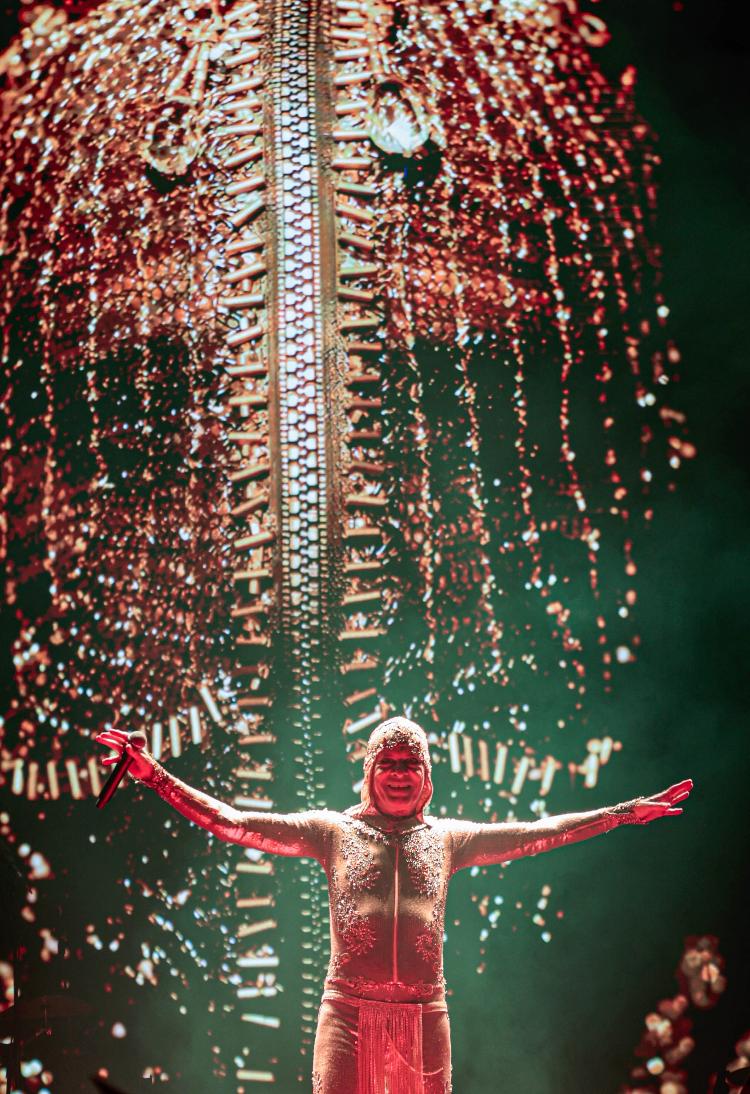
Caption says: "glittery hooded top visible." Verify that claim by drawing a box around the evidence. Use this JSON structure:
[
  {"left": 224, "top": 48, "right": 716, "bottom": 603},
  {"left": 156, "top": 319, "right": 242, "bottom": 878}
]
[
  {"left": 143, "top": 717, "right": 631, "bottom": 1004},
  {"left": 325, "top": 717, "right": 445, "bottom": 999}
]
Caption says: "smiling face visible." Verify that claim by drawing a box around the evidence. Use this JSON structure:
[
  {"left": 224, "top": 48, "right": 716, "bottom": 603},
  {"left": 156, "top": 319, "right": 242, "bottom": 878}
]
[{"left": 370, "top": 744, "right": 427, "bottom": 818}]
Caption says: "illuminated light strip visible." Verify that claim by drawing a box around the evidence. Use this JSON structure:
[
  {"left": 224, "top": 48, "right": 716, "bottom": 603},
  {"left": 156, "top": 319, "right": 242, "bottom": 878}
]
[
  {"left": 332, "top": 71, "right": 374, "bottom": 88},
  {"left": 345, "top": 492, "right": 386, "bottom": 508},
  {"left": 336, "top": 99, "right": 368, "bottom": 115},
  {"left": 336, "top": 206, "right": 375, "bottom": 226},
  {"left": 344, "top": 687, "right": 377, "bottom": 706},
  {"left": 241, "top": 1014, "right": 281, "bottom": 1028},
  {"left": 343, "top": 524, "right": 380, "bottom": 539},
  {"left": 237, "top": 895, "right": 275, "bottom": 909},
  {"left": 331, "top": 156, "right": 373, "bottom": 170},
  {"left": 462, "top": 736, "right": 474, "bottom": 779},
  {"left": 225, "top": 46, "right": 262, "bottom": 69},
  {"left": 340, "top": 655, "right": 379, "bottom": 673},
  {"left": 234, "top": 796, "right": 274, "bottom": 809},
  {"left": 221, "top": 121, "right": 264, "bottom": 138},
  {"left": 228, "top": 393, "right": 267, "bottom": 410},
  {"left": 65, "top": 759, "right": 82, "bottom": 799},
  {"left": 223, "top": 292, "right": 265, "bottom": 309},
  {"left": 237, "top": 954, "right": 280, "bottom": 968},
  {"left": 237, "top": 861, "right": 274, "bottom": 876},
  {"left": 342, "top": 589, "right": 380, "bottom": 606},
  {"left": 238, "top": 987, "right": 280, "bottom": 1001},
  {"left": 510, "top": 755, "right": 532, "bottom": 797},
  {"left": 494, "top": 744, "right": 508, "bottom": 786},
  {"left": 235, "top": 528, "right": 274, "bottom": 549},
  {"left": 338, "top": 183, "right": 378, "bottom": 200},
  {"left": 225, "top": 26, "right": 264, "bottom": 44},
  {"left": 348, "top": 426, "right": 381, "bottom": 441},
  {"left": 237, "top": 918, "right": 277, "bottom": 938},
  {"left": 222, "top": 260, "right": 267, "bottom": 284},
  {"left": 229, "top": 196, "right": 267, "bottom": 231},
  {"left": 236, "top": 1070, "right": 274, "bottom": 1082},
  {"left": 581, "top": 750, "right": 599, "bottom": 789},
  {"left": 338, "top": 231, "right": 375, "bottom": 251},
  {"left": 340, "top": 314, "right": 380, "bottom": 332},
  {"left": 226, "top": 324, "right": 265, "bottom": 350},
  {"left": 226, "top": 231, "right": 264, "bottom": 255},
  {"left": 333, "top": 128, "right": 369, "bottom": 142},
  {"left": 226, "top": 0, "right": 260, "bottom": 23},
  {"left": 478, "top": 739, "right": 491, "bottom": 782},
  {"left": 227, "top": 358, "right": 266, "bottom": 378},
  {"left": 346, "top": 395, "right": 382, "bottom": 410},
  {"left": 225, "top": 73, "right": 265, "bottom": 95},
  {"left": 199, "top": 685, "right": 223, "bottom": 725},
  {"left": 152, "top": 721, "right": 163, "bottom": 760},
  {"left": 86, "top": 757, "right": 102, "bottom": 797},
  {"left": 46, "top": 760, "right": 59, "bottom": 800},
  {"left": 540, "top": 756, "right": 558, "bottom": 796},
  {"left": 594, "top": 736, "right": 614, "bottom": 764},
  {"left": 330, "top": 27, "right": 368, "bottom": 41},
  {"left": 334, "top": 46, "right": 370, "bottom": 60},
  {"left": 345, "top": 707, "right": 385, "bottom": 735},
  {"left": 448, "top": 732, "right": 461, "bottom": 773},
  {"left": 236, "top": 766, "right": 273, "bottom": 781},
  {"left": 167, "top": 43, "right": 200, "bottom": 97},
  {"left": 234, "top": 567, "right": 272, "bottom": 581},
  {"left": 346, "top": 365, "right": 380, "bottom": 382},
  {"left": 226, "top": 172, "right": 266, "bottom": 197},
  {"left": 188, "top": 707, "right": 202, "bottom": 746},
  {"left": 168, "top": 715, "right": 182, "bottom": 758},
  {"left": 339, "top": 627, "right": 385, "bottom": 640},
  {"left": 221, "top": 95, "right": 263, "bottom": 114},
  {"left": 228, "top": 427, "right": 266, "bottom": 442}
]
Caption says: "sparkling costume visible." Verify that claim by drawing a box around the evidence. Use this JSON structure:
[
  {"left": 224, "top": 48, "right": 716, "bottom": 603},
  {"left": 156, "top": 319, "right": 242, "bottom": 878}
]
[{"left": 141, "top": 718, "right": 643, "bottom": 1092}]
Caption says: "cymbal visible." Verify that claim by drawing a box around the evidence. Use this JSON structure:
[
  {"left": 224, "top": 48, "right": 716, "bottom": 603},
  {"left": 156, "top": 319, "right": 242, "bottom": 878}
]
[{"left": 0, "top": 994, "right": 91, "bottom": 1034}]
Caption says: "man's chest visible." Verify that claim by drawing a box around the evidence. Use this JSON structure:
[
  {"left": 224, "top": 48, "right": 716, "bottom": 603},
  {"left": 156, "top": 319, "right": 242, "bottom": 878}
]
[{"left": 336, "top": 823, "right": 448, "bottom": 903}]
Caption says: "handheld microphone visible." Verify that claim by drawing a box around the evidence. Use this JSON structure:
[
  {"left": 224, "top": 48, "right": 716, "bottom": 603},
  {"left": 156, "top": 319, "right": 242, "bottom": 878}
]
[{"left": 96, "top": 732, "right": 147, "bottom": 809}]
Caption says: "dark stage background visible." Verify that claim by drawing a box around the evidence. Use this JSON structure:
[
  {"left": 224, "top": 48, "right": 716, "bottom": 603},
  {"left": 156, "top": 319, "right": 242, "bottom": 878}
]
[
  {"left": 1, "top": 1, "right": 748, "bottom": 1092},
  {"left": 451, "top": 4, "right": 750, "bottom": 1092}
]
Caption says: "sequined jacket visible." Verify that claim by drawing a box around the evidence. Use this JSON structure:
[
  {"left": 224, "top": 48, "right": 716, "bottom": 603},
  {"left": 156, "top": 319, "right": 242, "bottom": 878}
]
[{"left": 144, "top": 763, "right": 634, "bottom": 1003}]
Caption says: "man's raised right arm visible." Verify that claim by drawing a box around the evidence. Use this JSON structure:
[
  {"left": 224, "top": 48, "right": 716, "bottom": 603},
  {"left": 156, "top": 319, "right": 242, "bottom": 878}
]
[{"left": 95, "top": 728, "right": 332, "bottom": 861}]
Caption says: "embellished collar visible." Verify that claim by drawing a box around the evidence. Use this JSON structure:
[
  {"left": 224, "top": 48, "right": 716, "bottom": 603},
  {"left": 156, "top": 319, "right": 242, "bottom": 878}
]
[{"left": 347, "top": 809, "right": 429, "bottom": 838}]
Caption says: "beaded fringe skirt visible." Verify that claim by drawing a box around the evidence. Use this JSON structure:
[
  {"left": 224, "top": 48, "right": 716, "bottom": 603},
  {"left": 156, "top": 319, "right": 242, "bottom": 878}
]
[{"left": 313, "top": 989, "right": 451, "bottom": 1093}]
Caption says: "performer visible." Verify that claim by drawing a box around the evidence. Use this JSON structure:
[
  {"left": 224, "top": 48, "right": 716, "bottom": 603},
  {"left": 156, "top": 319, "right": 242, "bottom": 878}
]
[{"left": 95, "top": 717, "right": 692, "bottom": 1094}]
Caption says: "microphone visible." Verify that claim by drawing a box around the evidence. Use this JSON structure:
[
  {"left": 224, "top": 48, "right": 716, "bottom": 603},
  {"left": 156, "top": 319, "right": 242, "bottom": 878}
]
[{"left": 96, "top": 732, "right": 147, "bottom": 809}]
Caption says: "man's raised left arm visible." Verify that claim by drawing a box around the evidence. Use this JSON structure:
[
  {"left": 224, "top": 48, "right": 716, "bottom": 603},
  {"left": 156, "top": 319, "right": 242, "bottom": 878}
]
[{"left": 448, "top": 779, "right": 693, "bottom": 872}]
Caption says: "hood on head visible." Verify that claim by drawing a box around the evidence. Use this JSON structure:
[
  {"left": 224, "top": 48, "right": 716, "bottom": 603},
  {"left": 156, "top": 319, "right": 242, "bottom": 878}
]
[{"left": 353, "top": 716, "right": 433, "bottom": 816}]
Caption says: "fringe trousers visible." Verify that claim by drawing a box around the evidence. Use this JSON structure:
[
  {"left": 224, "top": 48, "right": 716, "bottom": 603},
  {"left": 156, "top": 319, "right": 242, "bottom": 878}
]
[{"left": 312, "top": 989, "right": 451, "bottom": 1094}]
